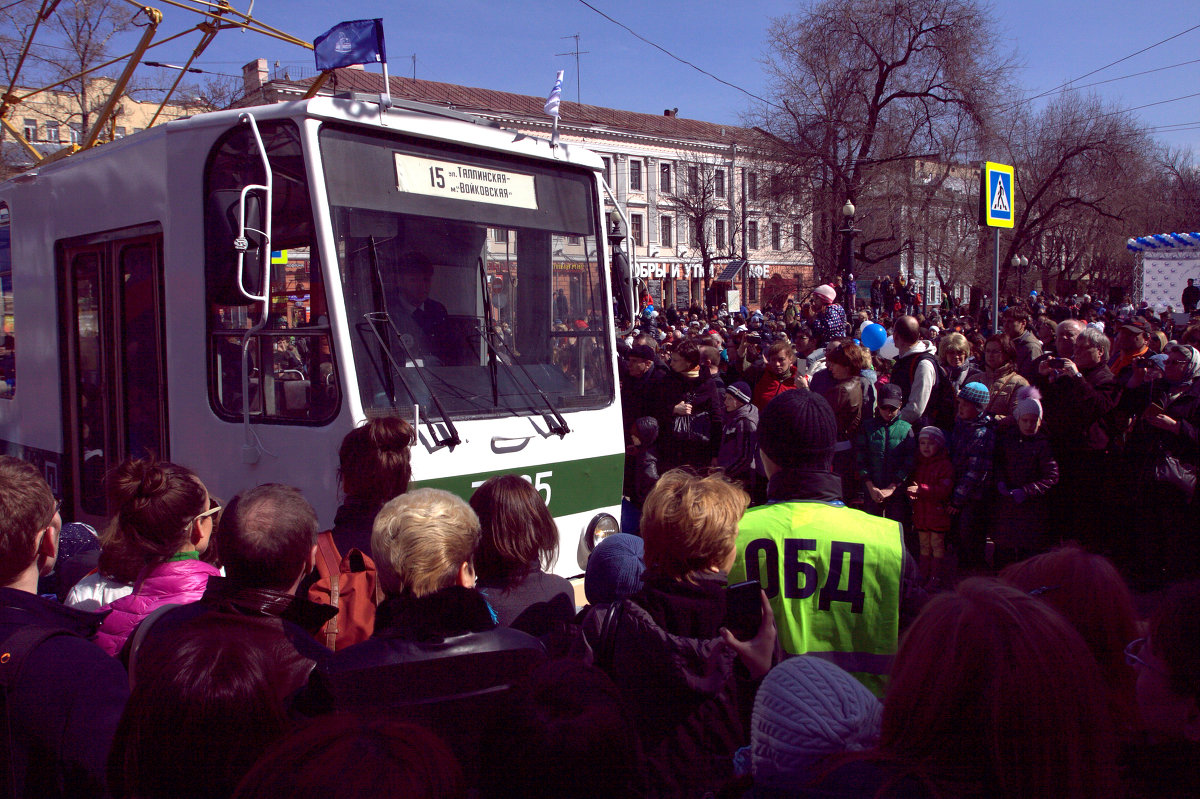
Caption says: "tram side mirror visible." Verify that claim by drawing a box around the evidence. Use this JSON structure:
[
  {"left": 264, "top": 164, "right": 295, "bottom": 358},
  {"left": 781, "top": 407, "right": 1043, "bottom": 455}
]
[
  {"left": 610, "top": 248, "right": 634, "bottom": 326},
  {"left": 205, "top": 189, "right": 267, "bottom": 305}
]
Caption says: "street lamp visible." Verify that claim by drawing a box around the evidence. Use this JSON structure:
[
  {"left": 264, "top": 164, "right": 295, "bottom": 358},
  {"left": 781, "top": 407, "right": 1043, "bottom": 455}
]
[
  {"left": 839, "top": 199, "right": 859, "bottom": 315},
  {"left": 1010, "top": 254, "right": 1029, "bottom": 298}
]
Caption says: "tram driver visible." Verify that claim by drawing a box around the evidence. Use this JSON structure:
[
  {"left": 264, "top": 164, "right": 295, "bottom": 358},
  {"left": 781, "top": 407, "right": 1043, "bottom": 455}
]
[{"left": 389, "top": 251, "right": 454, "bottom": 366}]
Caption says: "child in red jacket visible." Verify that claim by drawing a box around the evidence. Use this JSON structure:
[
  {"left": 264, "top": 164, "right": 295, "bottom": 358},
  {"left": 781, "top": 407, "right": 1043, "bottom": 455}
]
[{"left": 907, "top": 426, "right": 955, "bottom": 588}]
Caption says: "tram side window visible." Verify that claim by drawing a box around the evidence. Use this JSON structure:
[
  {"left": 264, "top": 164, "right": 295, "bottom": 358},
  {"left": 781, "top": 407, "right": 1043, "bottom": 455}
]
[
  {"left": 0, "top": 202, "right": 13, "bottom": 398},
  {"left": 204, "top": 121, "right": 339, "bottom": 424}
]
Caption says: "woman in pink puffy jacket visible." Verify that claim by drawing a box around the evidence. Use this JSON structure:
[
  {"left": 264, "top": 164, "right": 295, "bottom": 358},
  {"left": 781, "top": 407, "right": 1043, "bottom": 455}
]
[{"left": 95, "top": 459, "right": 221, "bottom": 657}]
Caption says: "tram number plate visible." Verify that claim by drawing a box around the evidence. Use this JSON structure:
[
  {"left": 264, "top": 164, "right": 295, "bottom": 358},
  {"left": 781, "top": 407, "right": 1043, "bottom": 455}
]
[{"left": 471, "top": 470, "right": 553, "bottom": 506}]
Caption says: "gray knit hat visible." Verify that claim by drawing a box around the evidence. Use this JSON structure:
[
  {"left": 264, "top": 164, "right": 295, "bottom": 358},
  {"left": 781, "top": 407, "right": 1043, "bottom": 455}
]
[{"left": 750, "top": 656, "right": 882, "bottom": 785}]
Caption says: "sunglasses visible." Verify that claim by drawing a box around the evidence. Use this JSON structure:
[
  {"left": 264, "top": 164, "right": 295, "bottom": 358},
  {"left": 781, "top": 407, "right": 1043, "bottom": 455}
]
[
  {"left": 1124, "top": 637, "right": 1167, "bottom": 675},
  {"left": 191, "top": 504, "right": 222, "bottom": 525}
]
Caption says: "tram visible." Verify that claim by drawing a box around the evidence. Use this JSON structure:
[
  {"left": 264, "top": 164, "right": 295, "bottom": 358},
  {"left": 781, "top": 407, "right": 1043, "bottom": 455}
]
[{"left": 0, "top": 94, "right": 629, "bottom": 574}]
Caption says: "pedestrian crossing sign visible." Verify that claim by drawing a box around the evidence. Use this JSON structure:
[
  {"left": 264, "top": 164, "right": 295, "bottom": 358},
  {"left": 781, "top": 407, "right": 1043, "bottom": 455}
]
[{"left": 981, "top": 162, "right": 1014, "bottom": 228}]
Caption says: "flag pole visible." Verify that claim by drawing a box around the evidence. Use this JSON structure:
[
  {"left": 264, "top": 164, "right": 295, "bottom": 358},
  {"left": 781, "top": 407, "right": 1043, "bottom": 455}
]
[
  {"left": 544, "top": 69, "right": 563, "bottom": 149},
  {"left": 380, "top": 57, "right": 392, "bottom": 109}
]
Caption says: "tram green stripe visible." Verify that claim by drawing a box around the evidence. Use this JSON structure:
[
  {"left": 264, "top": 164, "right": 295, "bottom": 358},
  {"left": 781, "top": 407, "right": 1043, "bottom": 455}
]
[{"left": 409, "top": 453, "right": 624, "bottom": 518}]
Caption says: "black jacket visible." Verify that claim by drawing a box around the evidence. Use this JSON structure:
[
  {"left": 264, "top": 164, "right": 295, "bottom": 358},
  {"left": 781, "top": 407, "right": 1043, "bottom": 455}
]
[
  {"left": 652, "top": 368, "right": 724, "bottom": 471},
  {"left": 1036, "top": 363, "right": 1119, "bottom": 461},
  {"left": 582, "top": 572, "right": 761, "bottom": 799},
  {"left": 134, "top": 577, "right": 336, "bottom": 680},
  {"left": 0, "top": 587, "right": 129, "bottom": 799},
  {"left": 300, "top": 586, "right": 544, "bottom": 714}
]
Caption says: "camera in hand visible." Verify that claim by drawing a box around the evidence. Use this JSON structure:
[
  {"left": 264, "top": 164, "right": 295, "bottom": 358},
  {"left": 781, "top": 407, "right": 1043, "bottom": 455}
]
[{"left": 1049, "top": 357, "right": 1070, "bottom": 370}]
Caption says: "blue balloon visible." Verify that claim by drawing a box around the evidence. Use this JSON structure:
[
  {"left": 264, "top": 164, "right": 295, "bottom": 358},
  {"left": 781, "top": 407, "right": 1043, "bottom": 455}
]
[{"left": 861, "top": 323, "right": 887, "bottom": 351}]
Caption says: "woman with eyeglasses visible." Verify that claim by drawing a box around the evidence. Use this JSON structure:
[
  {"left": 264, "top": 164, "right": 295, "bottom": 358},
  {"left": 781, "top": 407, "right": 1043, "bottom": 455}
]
[
  {"left": 1118, "top": 342, "right": 1200, "bottom": 588},
  {"left": 88, "top": 459, "right": 222, "bottom": 657}
]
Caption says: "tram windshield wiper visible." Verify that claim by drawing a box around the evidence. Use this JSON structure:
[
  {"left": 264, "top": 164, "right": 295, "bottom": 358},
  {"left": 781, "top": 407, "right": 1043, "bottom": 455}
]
[
  {"left": 479, "top": 333, "right": 570, "bottom": 438},
  {"left": 364, "top": 236, "right": 460, "bottom": 449},
  {"left": 362, "top": 312, "right": 461, "bottom": 449}
]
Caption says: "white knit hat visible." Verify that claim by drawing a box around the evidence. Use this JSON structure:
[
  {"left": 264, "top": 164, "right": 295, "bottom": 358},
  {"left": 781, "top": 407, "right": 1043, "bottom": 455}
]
[{"left": 750, "top": 656, "right": 882, "bottom": 784}]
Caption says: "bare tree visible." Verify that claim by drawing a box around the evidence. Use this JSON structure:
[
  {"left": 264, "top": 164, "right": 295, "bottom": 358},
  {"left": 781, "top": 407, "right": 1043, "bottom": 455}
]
[
  {"left": 661, "top": 152, "right": 735, "bottom": 313},
  {"left": 997, "top": 91, "right": 1157, "bottom": 293},
  {"left": 1, "top": 0, "right": 138, "bottom": 137},
  {"left": 751, "top": 0, "right": 1015, "bottom": 280}
]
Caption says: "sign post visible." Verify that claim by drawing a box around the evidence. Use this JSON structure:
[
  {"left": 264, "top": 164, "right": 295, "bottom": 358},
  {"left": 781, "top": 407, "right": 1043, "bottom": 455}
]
[{"left": 980, "top": 161, "right": 1014, "bottom": 332}]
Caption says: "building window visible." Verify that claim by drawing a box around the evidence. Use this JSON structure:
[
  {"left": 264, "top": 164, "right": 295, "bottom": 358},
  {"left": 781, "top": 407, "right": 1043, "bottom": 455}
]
[
  {"left": 567, "top": 235, "right": 581, "bottom": 245},
  {"left": 715, "top": 169, "right": 726, "bottom": 198},
  {"left": 748, "top": 221, "right": 758, "bottom": 250},
  {"left": 749, "top": 276, "right": 760, "bottom": 303},
  {"left": 715, "top": 219, "right": 726, "bottom": 251},
  {"left": 688, "top": 165, "right": 699, "bottom": 194},
  {"left": 660, "top": 216, "right": 673, "bottom": 248},
  {"left": 44, "top": 121, "right": 60, "bottom": 143},
  {"left": 630, "top": 214, "right": 643, "bottom": 246},
  {"left": 629, "top": 160, "right": 642, "bottom": 191},
  {"left": 748, "top": 172, "right": 758, "bottom": 201},
  {"left": 771, "top": 223, "right": 781, "bottom": 251},
  {"left": 69, "top": 123, "right": 82, "bottom": 144},
  {"left": 22, "top": 119, "right": 36, "bottom": 141},
  {"left": 491, "top": 228, "right": 507, "bottom": 243},
  {"left": 793, "top": 223, "right": 804, "bottom": 250},
  {"left": 691, "top": 218, "right": 701, "bottom": 247},
  {"left": 602, "top": 157, "right": 612, "bottom": 187},
  {"left": 114, "top": 126, "right": 126, "bottom": 139},
  {"left": 660, "top": 163, "right": 671, "bottom": 193}
]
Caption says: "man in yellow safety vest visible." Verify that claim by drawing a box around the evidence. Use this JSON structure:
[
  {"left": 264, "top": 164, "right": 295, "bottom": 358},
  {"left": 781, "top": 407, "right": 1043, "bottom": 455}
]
[{"left": 728, "top": 389, "right": 915, "bottom": 696}]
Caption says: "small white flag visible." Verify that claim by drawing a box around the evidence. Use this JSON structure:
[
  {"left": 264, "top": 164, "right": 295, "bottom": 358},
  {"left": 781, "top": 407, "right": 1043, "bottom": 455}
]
[{"left": 544, "top": 70, "right": 564, "bottom": 118}]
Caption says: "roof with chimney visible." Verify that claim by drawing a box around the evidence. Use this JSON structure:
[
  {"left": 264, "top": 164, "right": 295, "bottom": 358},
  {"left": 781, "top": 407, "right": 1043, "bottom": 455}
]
[{"left": 253, "top": 67, "right": 765, "bottom": 149}]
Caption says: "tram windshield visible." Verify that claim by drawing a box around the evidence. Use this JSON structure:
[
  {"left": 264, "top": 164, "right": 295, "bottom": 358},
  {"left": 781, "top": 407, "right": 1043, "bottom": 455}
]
[{"left": 320, "top": 125, "right": 613, "bottom": 422}]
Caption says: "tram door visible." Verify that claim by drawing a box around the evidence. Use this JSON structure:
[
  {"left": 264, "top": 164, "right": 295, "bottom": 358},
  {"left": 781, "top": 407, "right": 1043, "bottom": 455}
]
[{"left": 59, "top": 227, "right": 168, "bottom": 527}]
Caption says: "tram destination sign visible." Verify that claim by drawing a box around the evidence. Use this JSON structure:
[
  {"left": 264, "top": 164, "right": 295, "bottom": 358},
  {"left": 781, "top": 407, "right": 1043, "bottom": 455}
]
[{"left": 394, "top": 153, "right": 538, "bottom": 209}]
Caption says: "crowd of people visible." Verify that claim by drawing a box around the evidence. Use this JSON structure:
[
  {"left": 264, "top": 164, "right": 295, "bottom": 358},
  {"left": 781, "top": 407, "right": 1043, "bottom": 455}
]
[
  {"left": 4, "top": 278, "right": 1200, "bottom": 798},
  {"left": 622, "top": 282, "right": 1200, "bottom": 589}
]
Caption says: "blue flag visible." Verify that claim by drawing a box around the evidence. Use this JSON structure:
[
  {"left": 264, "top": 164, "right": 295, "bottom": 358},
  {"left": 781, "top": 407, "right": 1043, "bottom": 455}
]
[{"left": 313, "top": 19, "right": 386, "bottom": 72}]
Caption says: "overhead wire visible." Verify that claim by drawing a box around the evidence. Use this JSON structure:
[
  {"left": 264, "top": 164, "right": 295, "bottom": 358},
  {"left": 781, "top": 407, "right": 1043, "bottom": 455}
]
[{"left": 574, "top": 0, "right": 782, "bottom": 110}]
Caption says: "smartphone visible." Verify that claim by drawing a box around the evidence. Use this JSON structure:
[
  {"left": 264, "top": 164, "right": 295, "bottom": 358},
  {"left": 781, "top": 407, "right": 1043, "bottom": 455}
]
[{"left": 723, "top": 580, "right": 763, "bottom": 641}]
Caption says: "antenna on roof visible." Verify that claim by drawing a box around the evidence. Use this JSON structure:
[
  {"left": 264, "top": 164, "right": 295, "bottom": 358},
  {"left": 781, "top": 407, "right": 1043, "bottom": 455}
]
[{"left": 555, "top": 33, "right": 588, "bottom": 104}]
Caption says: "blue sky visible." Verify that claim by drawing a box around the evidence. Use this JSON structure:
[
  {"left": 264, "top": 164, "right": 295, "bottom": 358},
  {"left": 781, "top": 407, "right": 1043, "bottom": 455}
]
[{"left": 138, "top": 0, "right": 1199, "bottom": 151}]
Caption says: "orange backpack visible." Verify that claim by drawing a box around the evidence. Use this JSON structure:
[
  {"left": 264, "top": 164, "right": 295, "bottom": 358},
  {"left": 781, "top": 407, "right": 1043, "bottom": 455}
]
[{"left": 308, "top": 531, "right": 382, "bottom": 650}]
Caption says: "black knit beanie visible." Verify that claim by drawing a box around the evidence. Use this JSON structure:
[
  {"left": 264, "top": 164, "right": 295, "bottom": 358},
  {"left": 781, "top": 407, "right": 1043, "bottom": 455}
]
[{"left": 759, "top": 390, "right": 836, "bottom": 470}]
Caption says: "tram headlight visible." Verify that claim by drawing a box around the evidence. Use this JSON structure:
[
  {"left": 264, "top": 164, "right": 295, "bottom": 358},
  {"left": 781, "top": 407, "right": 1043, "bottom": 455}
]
[{"left": 584, "top": 513, "right": 620, "bottom": 552}]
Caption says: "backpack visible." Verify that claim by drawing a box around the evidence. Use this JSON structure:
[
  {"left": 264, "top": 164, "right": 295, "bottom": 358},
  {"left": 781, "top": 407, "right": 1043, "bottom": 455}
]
[
  {"left": 908, "top": 353, "right": 957, "bottom": 430},
  {"left": 0, "top": 624, "right": 80, "bottom": 798},
  {"left": 307, "top": 531, "right": 382, "bottom": 650}
]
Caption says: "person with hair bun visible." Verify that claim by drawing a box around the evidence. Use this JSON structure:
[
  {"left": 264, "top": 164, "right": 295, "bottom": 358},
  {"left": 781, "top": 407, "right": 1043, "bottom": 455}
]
[
  {"left": 331, "top": 417, "right": 416, "bottom": 556},
  {"left": 469, "top": 475, "right": 574, "bottom": 633},
  {"left": 93, "top": 459, "right": 221, "bottom": 656}
]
